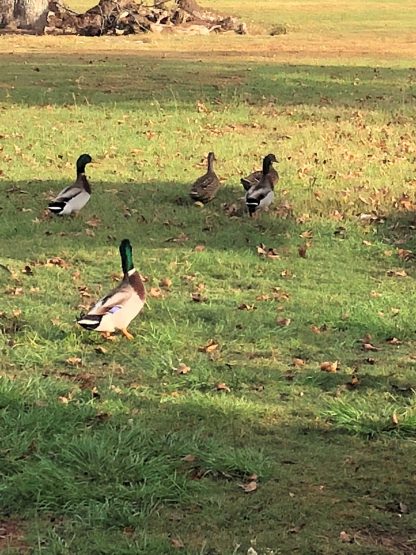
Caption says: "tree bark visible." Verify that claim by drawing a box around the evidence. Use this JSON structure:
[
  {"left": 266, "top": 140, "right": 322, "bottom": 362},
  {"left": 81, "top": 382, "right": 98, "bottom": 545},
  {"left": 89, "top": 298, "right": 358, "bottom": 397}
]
[{"left": 0, "top": 0, "right": 48, "bottom": 29}]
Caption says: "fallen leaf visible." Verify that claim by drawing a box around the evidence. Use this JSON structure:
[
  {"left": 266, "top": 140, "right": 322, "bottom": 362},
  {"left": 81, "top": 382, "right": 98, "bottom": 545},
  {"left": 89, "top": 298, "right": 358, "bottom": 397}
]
[
  {"left": 181, "top": 454, "right": 196, "bottom": 463},
  {"left": 46, "top": 257, "right": 69, "bottom": 268},
  {"left": 95, "top": 346, "right": 108, "bottom": 354},
  {"left": 298, "top": 244, "right": 308, "bottom": 258},
  {"left": 339, "top": 531, "right": 352, "bottom": 543},
  {"left": 149, "top": 287, "right": 164, "bottom": 298},
  {"left": 277, "top": 318, "right": 291, "bottom": 327},
  {"left": 238, "top": 303, "right": 256, "bottom": 311},
  {"left": 176, "top": 363, "right": 191, "bottom": 375},
  {"left": 320, "top": 361, "right": 338, "bottom": 373},
  {"left": 159, "top": 277, "right": 172, "bottom": 288},
  {"left": 85, "top": 228, "right": 95, "bottom": 237},
  {"left": 346, "top": 374, "right": 360, "bottom": 389},
  {"left": 199, "top": 340, "right": 219, "bottom": 353},
  {"left": 362, "top": 342, "right": 379, "bottom": 352},
  {"left": 86, "top": 216, "right": 101, "bottom": 228},
  {"left": 239, "top": 480, "right": 257, "bottom": 493},
  {"left": 215, "top": 382, "right": 230, "bottom": 392},
  {"left": 165, "top": 233, "right": 189, "bottom": 243},
  {"left": 292, "top": 357, "right": 305, "bottom": 367},
  {"left": 191, "top": 292, "right": 206, "bottom": 303},
  {"left": 386, "top": 337, "right": 402, "bottom": 345},
  {"left": 300, "top": 229, "right": 313, "bottom": 238},
  {"left": 391, "top": 412, "right": 399, "bottom": 425},
  {"left": 387, "top": 269, "right": 408, "bottom": 277},
  {"left": 170, "top": 537, "right": 184, "bottom": 549},
  {"left": 194, "top": 244, "right": 205, "bottom": 252},
  {"left": 58, "top": 395, "right": 70, "bottom": 404},
  {"left": 22, "top": 265, "right": 33, "bottom": 275},
  {"left": 66, "top": 356, "right": 82, "bottom": 366}
]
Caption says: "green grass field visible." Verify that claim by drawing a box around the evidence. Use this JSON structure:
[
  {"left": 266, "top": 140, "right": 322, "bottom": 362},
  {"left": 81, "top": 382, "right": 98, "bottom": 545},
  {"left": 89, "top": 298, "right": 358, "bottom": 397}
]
[{"left": 0, "top": 1, "right": 416, "bottom": 553}]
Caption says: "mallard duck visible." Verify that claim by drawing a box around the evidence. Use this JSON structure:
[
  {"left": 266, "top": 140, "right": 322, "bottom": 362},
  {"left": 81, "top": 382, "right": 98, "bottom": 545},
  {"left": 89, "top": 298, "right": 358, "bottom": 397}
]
[
  {"left": 77, "top": 239, "right": 146, "bottom": 340},
  {"left": 189, "top": 152, "right": 220, "bottom": 203},
  {"left": 48, "top": 154, "right": 92, "bottom": 216},
  {"left": 245, "top": 154, "right": 278, "bottom": 217},
  {"left": 241, "top": 153, "right": 279, "bottom": 191}
]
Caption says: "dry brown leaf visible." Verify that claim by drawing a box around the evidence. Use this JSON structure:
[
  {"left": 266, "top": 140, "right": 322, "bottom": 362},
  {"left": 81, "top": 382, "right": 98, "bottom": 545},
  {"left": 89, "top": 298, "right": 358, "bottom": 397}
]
[
  {"left": 181, "top": 454, "right": 196, "bottom": 463},
  {"left": 238, "top": 303, "right": 256, "bottom": 311},
  {"left": 190, "top": 292, "right": 206, "bottom": 303},
  {"left": 277, "top": 318, "right": 291, "bottom": 327},
  {"left": 149, "top": 287, "right": 164, "bottom": 298},
  {"left": 397, "top": 248, "right": 414, "bottom": 260},
  {"left": 300, "top": 229, "right": 313, "bottom": 238},
  {"left": 239, "top": 480, "right": 257, "bottom": 493},
  {"left": 362, "top": 342, "right": 379, "bottom": 352},
  {"left": 298, "top": 244, "right": 308, "bottom": 258},
  {"left": 215, "top": 382, "right": 230, "bottom": 393},
  {"left": 66, "top": 356, "right": 82, "bottom": 366},
  {"left": 86, "top": 216, "right": 101, "bottom": 228},
  {"left": 320, "top": 361, "right": 338, "bottom": 373},
  {"left": 194, "top": 244, "right": 205, "bottom": 252},
  {"left": 292, "top": 357, "right": 305, "bottom": 367},
  {"left": 12, "top": 308, "right": 22, "bottom": 318},
  {"left": 199, "top": 340, "right": 219, "bottom": 353},
  {"left": 386, "top": 337, "right": 402, "bottom": 345},
  {"left": 387, "top": 269, "right": 408, "bottom": 277},
  {"left": 165, "top": 233, "right": 189, "bottom": 243},
  {"left": 58, "top": 395, "right": 70, "bottom": 405},
  {"left": 176, "top": 363, "right": 191, "bottom": 375},
  {"left": 391, "top": 412, "right": 399, "bottom": 425},
  {"left": 159, "top": 277, "right": 172, "bottom": 288},
  {"left": 95, "top": 346, "right": 108, "bottom": 354},
  {"left": 170, "top": 537, "right": 184, "bottom": 549},
  {"left": 339, "top": 531, "right": 352, "bottom": 543},
  {"left": 46, "top": 257, "right": 69, "bottom": 268},
  {"left": 85, "top": 228, "right": 95, "bottom": 237}
]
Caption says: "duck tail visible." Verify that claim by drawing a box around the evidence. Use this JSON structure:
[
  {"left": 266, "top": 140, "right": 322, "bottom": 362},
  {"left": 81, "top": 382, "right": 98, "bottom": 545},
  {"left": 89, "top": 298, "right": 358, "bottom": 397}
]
[
  {"left": 240, "top": 178, "right": 251, "bottom": 190},
  {"left": 77, "top": 314, "right": 102, "bottom": 330},
  {"left": 48, "top": 201, "right": 66, "bottom": 215},
  {"left": 246, "top": 197, "right": 259, "bottom": 216}
]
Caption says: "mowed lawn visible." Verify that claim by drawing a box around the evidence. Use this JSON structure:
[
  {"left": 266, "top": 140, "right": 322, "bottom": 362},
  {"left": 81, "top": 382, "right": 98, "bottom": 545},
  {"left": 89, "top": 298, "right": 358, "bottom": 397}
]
[{"left": 0, "top": 1, "right": 416, "bottom": 553}]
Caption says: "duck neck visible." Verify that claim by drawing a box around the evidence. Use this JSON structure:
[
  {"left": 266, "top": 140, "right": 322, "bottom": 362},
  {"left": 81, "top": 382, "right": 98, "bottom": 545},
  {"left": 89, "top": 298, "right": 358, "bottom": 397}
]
[
  {"left": 262, "top": 158, "right": 272, "bottom": 175},
  {"left": 207, "top": 154, "right": 215, "bottom": 173},
  {"left": 120, "top": 245, "right": 134, "bottom": 275}
]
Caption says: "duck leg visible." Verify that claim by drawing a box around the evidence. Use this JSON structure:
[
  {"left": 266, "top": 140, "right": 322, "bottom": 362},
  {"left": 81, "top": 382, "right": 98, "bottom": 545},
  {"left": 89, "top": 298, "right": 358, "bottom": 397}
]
[
  {"left": 121, "top": 328, "right": 134, "bottom": 340},
  {"left": 101, "top": 331, "right": 116, "bottom": 341}
]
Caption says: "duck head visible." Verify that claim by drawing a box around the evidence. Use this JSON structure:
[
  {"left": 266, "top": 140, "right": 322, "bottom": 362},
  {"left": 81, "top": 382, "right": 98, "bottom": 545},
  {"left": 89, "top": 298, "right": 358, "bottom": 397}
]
[
  {"left": 76, "top": 153, "right": 93, "bottom": 175},
  {"left": 262, "top": 153, "right": 278, "bottom": 174}
]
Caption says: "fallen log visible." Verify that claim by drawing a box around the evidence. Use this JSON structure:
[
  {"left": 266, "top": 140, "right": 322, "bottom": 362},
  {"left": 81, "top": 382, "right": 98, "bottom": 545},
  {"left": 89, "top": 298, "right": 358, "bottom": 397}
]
[{"left": 43, "top": 0, "right": 247, "bottom": 36}]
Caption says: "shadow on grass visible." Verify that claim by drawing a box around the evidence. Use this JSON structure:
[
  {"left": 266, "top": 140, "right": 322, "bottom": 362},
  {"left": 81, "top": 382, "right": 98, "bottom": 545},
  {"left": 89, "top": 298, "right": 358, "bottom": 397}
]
[
  {"left": 0, "top": 54, "right": 415, "bottom": 110},
  {"left": 0, "top": 179, "right": 296, "bottom": 260}
]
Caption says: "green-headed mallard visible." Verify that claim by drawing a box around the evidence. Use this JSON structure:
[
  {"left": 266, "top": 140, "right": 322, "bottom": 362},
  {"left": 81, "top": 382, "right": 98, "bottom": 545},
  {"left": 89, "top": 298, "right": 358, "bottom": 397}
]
[
  {"left": 241, "top": 153, "right": 279, "bottom": 191},
  {"left": 245, "top": 154, "right": 278, "bottom": 217},
  {"left": 48, "top": 154, "right": 92, "bottom": 216},
  {"left": 77, "top": 239, "right": 146, "bottom": 340},
  {"left": 189, "top": 152, "right": 220, "bottom": 203}
]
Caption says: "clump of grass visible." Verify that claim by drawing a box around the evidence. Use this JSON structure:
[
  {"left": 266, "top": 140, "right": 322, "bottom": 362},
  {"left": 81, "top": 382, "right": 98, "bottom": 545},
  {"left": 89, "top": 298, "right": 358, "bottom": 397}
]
[{"left": 324, "top": 395, "right": 416, "bottom": 438}]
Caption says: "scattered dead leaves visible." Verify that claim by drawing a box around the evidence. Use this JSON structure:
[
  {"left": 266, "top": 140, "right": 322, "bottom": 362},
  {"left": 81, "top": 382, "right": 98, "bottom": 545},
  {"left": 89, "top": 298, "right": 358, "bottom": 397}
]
[
  {"left": 159, "top": 277, "right": 172, "bottom": 288},
  {"left": 277, "top": 317, "right": 291, "bottom": 327},
  {"left": 215, "top": 382, "right": 230, "bottom": 393},
  {"left": 256, "top": 243, "right": 280, "bottom": 259},
  {"left": 238, "top": 303, "right": 256, "bottom": 311},
  {"left": 387, "top": 269, "right": 408, "bottom": 277},
  {"left": 175, "top": 363, "right": 191, "bottom": 375},
  {"left": 320, "top": 361, "right": 338, "bottom": 373},
  {"left": 199, "top": 339, "right": 219, "bottom": 353}
]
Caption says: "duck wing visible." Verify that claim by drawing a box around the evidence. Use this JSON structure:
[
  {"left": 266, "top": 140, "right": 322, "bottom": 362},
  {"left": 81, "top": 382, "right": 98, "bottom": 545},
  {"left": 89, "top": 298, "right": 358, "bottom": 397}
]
[
  {"left": 241, "top": 171, "right": 262, "bottom": 191},
  {"left": 88, "top": 280, "right": 134, "bottom": 316}
]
